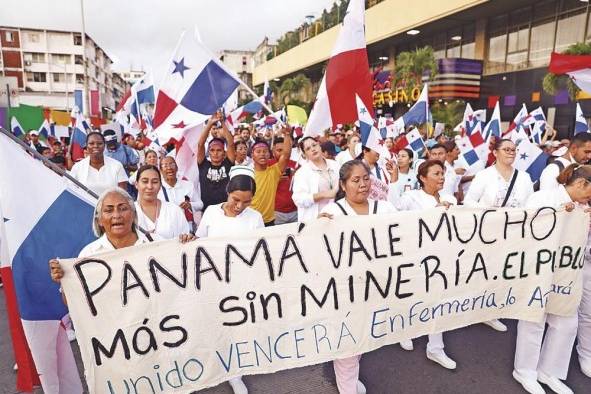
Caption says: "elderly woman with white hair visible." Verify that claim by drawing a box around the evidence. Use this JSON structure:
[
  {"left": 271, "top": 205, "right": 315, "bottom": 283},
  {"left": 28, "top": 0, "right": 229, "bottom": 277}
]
[{"left": 49, "top": 187, "right": 193, "bottom": 281}]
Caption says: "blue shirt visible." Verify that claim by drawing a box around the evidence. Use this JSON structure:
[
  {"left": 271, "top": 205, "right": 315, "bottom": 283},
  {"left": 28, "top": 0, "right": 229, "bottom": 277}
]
[{"left": 104, "top": 144, "right": 139, "bottom": 174}]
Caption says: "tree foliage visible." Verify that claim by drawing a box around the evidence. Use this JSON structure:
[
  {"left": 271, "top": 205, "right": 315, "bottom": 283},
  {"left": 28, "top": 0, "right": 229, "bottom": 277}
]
[
  {"left": 431, "top": 101, "right": 464, "bottom": 133},
  {"left": 392, "top": 46, "right": 438, "bottom": 94},
  {"left": 543, "top": 42, "right": 591, "bottom": 100},
  {"left": 278, "top": 74, "right": 313, "bottom": 106}
]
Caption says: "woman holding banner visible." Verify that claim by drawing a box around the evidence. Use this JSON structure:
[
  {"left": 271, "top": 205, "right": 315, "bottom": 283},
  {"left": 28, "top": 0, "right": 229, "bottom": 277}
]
[
  {"left": 395, "top": 159, "right": 458, "bottom": 370},
  {"left": 134, "top": 164, "right": 191, "bottom": 239},
  {"left": 48, "top": 188, "right": 194, "bottom": 393},
  {"left": 513, "top": 164, "right": 591, "bottom": 394},
  {"left": 464, "top": 138, "right": 534, "bottom": 333},
  {"left": 318, "top": 160, "right": 397, "bottom": 394},
  {"left": 195, "top": 165, "right": 263, "bottom": 394}
]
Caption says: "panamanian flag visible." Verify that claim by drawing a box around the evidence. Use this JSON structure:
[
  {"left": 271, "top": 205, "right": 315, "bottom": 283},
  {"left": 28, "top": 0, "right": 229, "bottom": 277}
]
[
  {"left": 0, "top": 132, "right": 95, "bottom": 391},
  {"left": 153, "top": 31, "right": 241, "bottom": 143}
]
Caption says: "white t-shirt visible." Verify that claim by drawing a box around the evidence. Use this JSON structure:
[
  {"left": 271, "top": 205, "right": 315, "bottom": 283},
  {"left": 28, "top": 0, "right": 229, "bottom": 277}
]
[
  {"left": 442, "top": 161, "right": 461, "bottom": 196},
  {"left": 525, "top": 184, "right": 572, "bottom": 209},
  {"left": 320, "top": 198, "right": 397, "bottom": 217},
  {"left": 539, "top": 156, "right": 574, "bottom": 191},
  {"left": 387, "top": 169, "right": 418, "bottom": 203},
  {"left": 70, "top": 156, "right": 128, "bottom": 196},
  {"left": 78, "top": 232, "right": 151, "bottom": 258},
  {"left": 195, "top": 203, "right": 264, "bottom": 238},
  {"left": 158, "top": 178, "right": 203, "bottom": 213},
  {"left": 135, "top": 200, "right": 190, "bottom": 240},
  {"left": 395, "top": 189, "right": 457, "bottom": 211},
  {"left": 335, "top": 150, "right": 355, "bottom": 167},
  {"left": 464, "top": 166, "right": 533, "bottom": 208}
]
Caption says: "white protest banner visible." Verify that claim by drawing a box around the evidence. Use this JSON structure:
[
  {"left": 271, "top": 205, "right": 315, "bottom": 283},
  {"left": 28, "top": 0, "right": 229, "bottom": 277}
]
[{"left": 61, "top": 207, "right": 589, "bottom": 393}]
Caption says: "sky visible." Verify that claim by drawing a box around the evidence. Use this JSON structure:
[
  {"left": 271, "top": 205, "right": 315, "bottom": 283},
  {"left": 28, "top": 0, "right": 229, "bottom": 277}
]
[{"left": 1, "top": 0, "right": 336, "bottom": 73}]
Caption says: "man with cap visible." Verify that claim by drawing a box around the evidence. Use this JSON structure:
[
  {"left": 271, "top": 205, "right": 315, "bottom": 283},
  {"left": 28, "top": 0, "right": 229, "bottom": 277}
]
[
  {"left": 103, "top": 129, "right": 139, "bottom": 176},
  {"left": 197, "top": 111, "right": 236, "bottom": 211},
  {"left": 28, "top": 129, "right": 46, "bottom": 153}
]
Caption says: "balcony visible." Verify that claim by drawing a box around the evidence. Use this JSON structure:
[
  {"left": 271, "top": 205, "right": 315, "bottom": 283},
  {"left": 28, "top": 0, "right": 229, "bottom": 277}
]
[{"left": 253, "top": 0, "right": 487, "bottom": 86}]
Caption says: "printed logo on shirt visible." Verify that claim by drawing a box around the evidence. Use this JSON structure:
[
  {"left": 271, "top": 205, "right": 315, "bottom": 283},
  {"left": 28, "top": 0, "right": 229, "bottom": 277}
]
[{"left": 206, "top": 166, "right": 228, "bottom": 183}]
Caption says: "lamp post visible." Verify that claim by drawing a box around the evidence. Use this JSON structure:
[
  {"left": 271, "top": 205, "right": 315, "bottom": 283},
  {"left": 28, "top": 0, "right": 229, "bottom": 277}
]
[{"left": 49, "top": 62, "right": 69, "bottom": 110}]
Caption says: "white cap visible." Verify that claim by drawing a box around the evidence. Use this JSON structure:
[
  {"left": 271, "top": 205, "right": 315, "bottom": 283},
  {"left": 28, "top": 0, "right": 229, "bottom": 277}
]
[{"left": 229, "top": 165, "right": 255, "bottom": 180}]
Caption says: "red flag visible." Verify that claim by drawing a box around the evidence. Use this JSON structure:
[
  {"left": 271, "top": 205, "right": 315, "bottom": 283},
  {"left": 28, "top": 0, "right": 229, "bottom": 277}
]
[{"left": 305, "top": 0, "right": 373, "bottom": 136}]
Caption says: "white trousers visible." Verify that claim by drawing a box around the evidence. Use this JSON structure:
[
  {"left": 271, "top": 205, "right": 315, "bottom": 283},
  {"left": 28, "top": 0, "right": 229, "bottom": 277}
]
[
  {"left": 333, "top": 355, "right": 361, "bottom": 394},
  {"left": 23, "top": 321, "right": 83, "bottom": 394},
  {"left": 426, "top": 333, "right": 444, "bottom": 354},
  {"left": 514, "top": 314, "right": 578, "bottom": 380},
  {"left": 577, "top": 262, "right": 591, "bottom": 364}
]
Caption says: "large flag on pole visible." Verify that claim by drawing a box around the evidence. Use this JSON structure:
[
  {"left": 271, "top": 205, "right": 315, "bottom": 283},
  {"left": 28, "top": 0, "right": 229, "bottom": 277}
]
[
  {"left": 0, "top": 131, "right": 95, "bottom": 392},
  {"left": 304, "top": 0, "right": 372, "bottom": 136},
  {"left": 504, "top": 103, "right": 528, "bottom": 136},
  {"left": 549, "top": 52, "right": 591, "bottom": 94},
  {"left": 153, "top": 31, "right": 241, "bottom": 144}
]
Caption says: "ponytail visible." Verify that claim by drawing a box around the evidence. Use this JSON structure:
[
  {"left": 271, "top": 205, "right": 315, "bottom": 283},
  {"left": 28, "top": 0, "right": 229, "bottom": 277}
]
[{"left": 557, "top": 164, "right": 591, "bottom": 186}]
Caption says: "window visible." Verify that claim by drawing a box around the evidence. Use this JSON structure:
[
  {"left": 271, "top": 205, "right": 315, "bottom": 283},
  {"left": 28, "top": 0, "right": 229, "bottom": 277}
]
[
  {"left": 5, "top": 31, "right": 14, "bottom": 42},
  {"left": 74, "top": 55, "right": 83, "bottom": 65},
  {"left": 27, "top": 72, "right": 47, "bottom": 82},
  {"left": 242, "top": 56, "right": 247, "bottom": 66},
  {"left": 28, "top": 33, "right": 40, "bottom": 43},
  {"left": 529, "top": 18, "right": 555, "bottom": 68},
  {"left": 73, "top": 34, "right": 82, "bottom": 46},
  {"left": 52, "top": 54, "right": 70, "bottom": 65},
  {"left": 555, "top": 11, "right": 586, "bottom": 53},
  {"left": 24, "top": 52, "right": 46, "bottom": 63},
  {"left": 75, "top": 74, "right": 84, "bottom": 84},
  {"left": 53, "top": 73, "right": 71, "bottom": 83}
]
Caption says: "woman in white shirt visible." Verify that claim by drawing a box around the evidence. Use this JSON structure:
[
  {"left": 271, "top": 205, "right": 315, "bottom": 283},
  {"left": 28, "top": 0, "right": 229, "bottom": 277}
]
[
  {"left": 464, "top": 139, "right": 533, "bottom": 209},
  {"left": 195, "top": 166, "right": 263, "bottom": 394},
  {"left": 319, "top": 160, "right": 397, "bottom": 394},
  {"left": 464, "top": 139, "right": 533, "bottom": 333},
  {"left": 69, "top": 132, "right": 128, "bottom": 196},
  {"left": 134, "top": 165, "right": 191, "bottom": 240},
  {"left": 335, "top": 133, "right": 360, "bottom": 166},
  {"left": 387, "top": 148, "right": 418, "bottom": 203},
  {"left": 513, "top": 164, "right": 591, "bottom": 394},
  {"left": 395, "top": 159, "right": 458, "bottom": 370},
  {"left": 292, "top": 137, "right": 340, "bottom": 222}
]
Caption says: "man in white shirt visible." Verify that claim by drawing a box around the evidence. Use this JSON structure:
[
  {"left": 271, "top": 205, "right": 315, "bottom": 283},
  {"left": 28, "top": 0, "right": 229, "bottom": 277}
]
[{"left": 539, "top": 133, "right": 591, "bottom": 190}]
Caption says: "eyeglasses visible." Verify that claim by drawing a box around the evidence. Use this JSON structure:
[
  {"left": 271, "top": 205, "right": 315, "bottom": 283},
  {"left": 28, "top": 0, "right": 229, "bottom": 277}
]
[
  {"left": 498, "top": 148, "right": 516, "bottom": 153},
  {"left": 161, "top": 163, "right": 177, "bottom": 169}
]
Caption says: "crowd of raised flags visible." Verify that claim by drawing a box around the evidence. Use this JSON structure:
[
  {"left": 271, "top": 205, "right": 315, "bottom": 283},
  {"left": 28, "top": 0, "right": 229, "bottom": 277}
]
[{"left": 2, "top": 0, "right": 591, "bottom": 392}]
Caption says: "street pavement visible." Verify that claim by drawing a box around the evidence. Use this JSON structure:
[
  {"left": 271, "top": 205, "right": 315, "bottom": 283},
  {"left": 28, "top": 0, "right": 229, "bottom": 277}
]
[{"left": 1, "top": 286, "right": 589, "bottom": 393}]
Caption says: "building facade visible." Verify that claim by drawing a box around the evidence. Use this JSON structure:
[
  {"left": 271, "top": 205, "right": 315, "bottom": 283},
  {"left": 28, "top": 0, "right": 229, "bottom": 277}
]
[
  {"left": 0, "top": 26, "right": 118, "bottom": 114},
  {"left": 218, "top": 49, "right": 254, "bottom": 102},
  {"left": 119, "top": 69, "right": 145, "bottom": 85},
  {"left": 253, "top": 0, "right": 591, "bottom": 137}
]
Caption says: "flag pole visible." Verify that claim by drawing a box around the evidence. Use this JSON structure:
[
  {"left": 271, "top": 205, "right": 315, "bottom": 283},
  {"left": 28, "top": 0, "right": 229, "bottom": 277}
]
[
  {"left": 0, "top": 126, "right": 99, "bottom": 199},
  {"left": 0, "top": 126, "right": 157, "bottom": 236}
]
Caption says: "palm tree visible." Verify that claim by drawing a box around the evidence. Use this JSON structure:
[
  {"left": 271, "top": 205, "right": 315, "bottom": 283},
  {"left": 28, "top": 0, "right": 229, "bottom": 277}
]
[
  {"left": 543, "top": 42, "right": 591, "bottom": 100},
  {"left": 393, "top": 46, "right": 438, "bottom": 94},
  {"left": 278, "top": 74, "right": 313, "bottom": 106}
]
